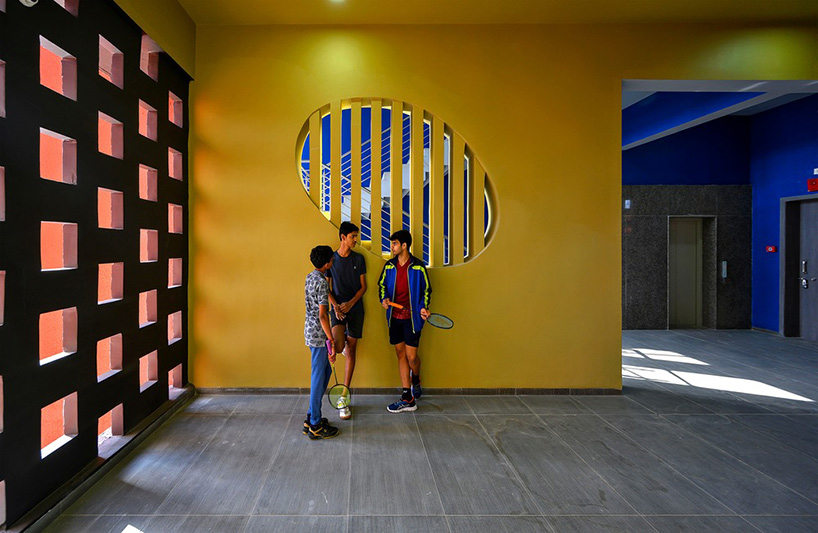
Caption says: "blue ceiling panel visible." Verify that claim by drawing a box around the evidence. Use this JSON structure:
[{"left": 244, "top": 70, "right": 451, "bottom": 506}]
[{"left": 622, "top": 91, "right": 763, "bottom": 146}]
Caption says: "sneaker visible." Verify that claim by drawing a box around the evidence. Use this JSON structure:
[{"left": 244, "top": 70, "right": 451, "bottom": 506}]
[
  {"left": 336, "top": 396, "right": 350, "bottom": 409},
  {"left": 303, "top": 416, "right": 328, "bottom": 435},
  {"left": 410, "top": 370, "right": 422, "bottom": 400},
  {"left": 307, "top": 420, "right": 340, "bottom": 440},
  {"left": 339, "top": 406, "right": 351, "bottom": 420},
  {"left": 387, "top": 398, "right": 417, "bottom": 413}
]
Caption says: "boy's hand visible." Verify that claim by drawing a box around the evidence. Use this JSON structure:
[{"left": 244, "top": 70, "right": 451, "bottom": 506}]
[
  {"left": 382, "top": 298, "right": 391, "bottom": 310},
  {"left": 338, "top": 301, "right": 351, "bottom": 314},
  {"left": 335, "top": 308, "right": 345, "bottom": 320},
  {"left": 420, "top": 308, "right": 430, "bottom": 320}
]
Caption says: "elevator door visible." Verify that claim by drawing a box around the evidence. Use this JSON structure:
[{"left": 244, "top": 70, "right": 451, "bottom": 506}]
[
  {"left": 669, "top": 217, "right": 703, "bottom": 328},
  {"left": 800, "top": 200, "right": 818, "bottom": 341}
]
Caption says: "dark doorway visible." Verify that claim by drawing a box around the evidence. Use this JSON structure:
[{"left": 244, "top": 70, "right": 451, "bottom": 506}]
[{"left": 781, "top": 195, "right": 818, "bottom": 341}]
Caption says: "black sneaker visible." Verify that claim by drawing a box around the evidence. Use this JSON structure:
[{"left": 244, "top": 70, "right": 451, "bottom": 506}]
[
  {"left": 410, "top": 370, "right": 422, "bottom": 400},
  {"left": 303, "top": 416, "right": 328, "bottom": 435},
  {"left": 307, "top": 420, "right": 340, "bottom": 440}
]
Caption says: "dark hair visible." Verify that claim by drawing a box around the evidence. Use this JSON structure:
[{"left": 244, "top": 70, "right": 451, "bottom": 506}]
[
  {"left": 390, "top": 229, "right": 412, "bottom": 249},
  {"left": 310, "top": 245, "right": 334, "bottom": 268},
  {"left": 339, "top": 221, "right": 359, "bottom": 239}
]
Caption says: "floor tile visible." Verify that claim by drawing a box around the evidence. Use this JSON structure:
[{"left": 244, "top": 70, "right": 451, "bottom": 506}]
[
  {"left": 645, "top": 515, "right": 758, "bottom": 532},
  {"left": 572, "top": 396, "right": 655, "bottom": 415},
  {"left": 347, "top": 394, "right": 402, "bottom": 415},
  {"left": 623, "top": 383, "right": 715, "bottom": 414},
  {"left": 664, "top": 414, "right": 818, "bottom": 501},
  {"left": 157, "top": 414, "right": 289, "bottom": 515},
  {"left": 542, "top": 415, "right": 731, "bottom": 515},
  {"left": 519, "top": 396, "right": 589, "bottom": 415},
  {"left": 544, "top": 515, "right": 657, "bottom": 532},
  {"left": 604, "top": 414, "right": 818, "bottom": 514},
  {"left": 144, "top": 514, "right": 249, "bottom": 531},
  {"left": 45, "top": 515, "right": 151, "bottom": 533},
  {"left": 246, "top": 516, "right": 347, "bottom": 533},
  {"left": 413, "top": 395, "right": 473, "bottom": 415},
  {"left": 349, "top": 516, "right": 449, "bottom": 532},
  {"left": 253, "top": 417, "right": 350, "bottom": 515},
  {"left": 416, "top": 415, "right": 540, "bottom": 516},
  {"left": 729, "top": 414, "right": 818, "bottom": 460},
  {"left": 229, "top": 394, "right": 300, "bottom": 415},
  {"left": 64, "top": 414, "right": 228, "bottom": 515},
  {"left": 462, "top": 396, "right": 533, "bottom": 414},
  {"left": 480, "top": 415, "right": 634, "bottom": 515},
  {"left": 744, "top": 515, "right": 818, "bottom": 532},
  {"left": 349, "top": 415, "right": 444, "bottom": 515},
  {"left": 448, "top": 515, "right": 555, "bottom": 532},
  {"left": 182, "top": 395, "right": 242, "bottom": 414}
]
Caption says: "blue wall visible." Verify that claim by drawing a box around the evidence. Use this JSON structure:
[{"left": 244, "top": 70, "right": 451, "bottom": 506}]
[
  {"left": 622, "top": 116, "right": 750, "bottom": 185},
  {"left": 622, "top": 94, "right": 818, "bottom": 331},
  {"left": 750, "top": 94, "right": 818, "bottom": 331}
]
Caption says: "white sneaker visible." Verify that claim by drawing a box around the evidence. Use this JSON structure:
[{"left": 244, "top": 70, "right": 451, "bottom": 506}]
[{"left": 339, "top": 406, "right": 351, "bottom": 420}]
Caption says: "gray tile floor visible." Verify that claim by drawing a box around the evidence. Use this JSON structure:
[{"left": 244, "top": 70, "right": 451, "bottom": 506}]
[{"left": 46, "top": 331, "right": 818, "bottom": 532}]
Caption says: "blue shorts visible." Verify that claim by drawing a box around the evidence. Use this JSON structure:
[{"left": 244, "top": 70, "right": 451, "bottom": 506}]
[{"left": 388, "top": 318, "right": 421, "bottom": 347}]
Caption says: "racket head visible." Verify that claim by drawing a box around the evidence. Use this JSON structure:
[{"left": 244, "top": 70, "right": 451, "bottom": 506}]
[
  {"left": 327, "top": 384, "right": 352, "bottom": 409},
  {"left": 426, "top": 313, "right": 454, "bottom": 329}
]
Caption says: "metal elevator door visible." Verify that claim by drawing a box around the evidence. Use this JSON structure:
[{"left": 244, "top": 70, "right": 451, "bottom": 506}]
[
  {"left": 669, "top": 217, "right": 703, "bottom": 328},
  {"left": 800, "top": 200, "right": 818, "bottom": 341}
]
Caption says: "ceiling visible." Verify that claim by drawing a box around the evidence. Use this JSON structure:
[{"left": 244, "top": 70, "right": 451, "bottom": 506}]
[
  {"left": 622, "top": 80, "right": 818, "bottom": 149},
  {"left": 172, "top": 2, "right": 817, "bottom": 147},
  {"left": 175, "top": 0, "right": 818, "bottom": 26}
]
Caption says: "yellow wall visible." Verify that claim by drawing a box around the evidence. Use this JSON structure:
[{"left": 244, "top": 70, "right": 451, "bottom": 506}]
[
  {"left": 113, "top": 0, "right": 196, "bottom": 76},
  {"left": 190, "top": 23, "right": 817, "bottom": 388}
]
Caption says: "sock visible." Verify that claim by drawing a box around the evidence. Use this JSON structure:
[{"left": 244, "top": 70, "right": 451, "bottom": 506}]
[
  {"left": 402, "top": 388, "right": 412, "bottom": 401},
  {"left": 411, "top": 373, "right": 421, "bottom": 385}
]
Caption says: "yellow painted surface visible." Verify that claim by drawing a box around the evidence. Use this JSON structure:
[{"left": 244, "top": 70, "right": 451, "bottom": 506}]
[
  {"left": 113, "top": 0, "right": 196, "bottom": 76},
  {"left": 190, "top": 24, "right": 817, "bottom": 388}
]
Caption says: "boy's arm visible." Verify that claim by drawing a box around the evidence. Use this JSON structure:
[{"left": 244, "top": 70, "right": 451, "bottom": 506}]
[
  {"left": 339, "top": 275, "right": 366, "bottom": 314},
  {"left": 318, "top": 304, "right": 335, "bottom": 362}
]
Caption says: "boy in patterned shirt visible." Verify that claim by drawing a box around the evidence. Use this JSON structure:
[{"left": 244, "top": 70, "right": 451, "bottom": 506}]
[{"left": 303, "top": 245, "right": 340, "bottom": 440}]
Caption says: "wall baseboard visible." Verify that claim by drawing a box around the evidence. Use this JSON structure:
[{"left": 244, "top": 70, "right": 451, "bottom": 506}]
[{"left": 196, "top": 387, "right": 622, "bottom": 396}]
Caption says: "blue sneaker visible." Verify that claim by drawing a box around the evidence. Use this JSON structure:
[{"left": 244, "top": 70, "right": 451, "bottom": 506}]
[
  {"left": 410, "top": 370, "right": 422, "bottom": 400},
  {"left": 387, "top": 398, "right": 417, "bottom": 413}
]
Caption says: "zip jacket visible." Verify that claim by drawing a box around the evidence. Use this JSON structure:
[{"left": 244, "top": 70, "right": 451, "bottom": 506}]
[{"left": 378, "top": 254, "right": 432, "bottom": 334}]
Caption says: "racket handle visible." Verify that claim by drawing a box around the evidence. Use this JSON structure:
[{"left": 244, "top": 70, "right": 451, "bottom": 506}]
[
  {"left": 387, "top": 301, "right": 404, "bottom": 309},
  {"left": 326, "top": 339, "right": 333, "bottom": 355}
]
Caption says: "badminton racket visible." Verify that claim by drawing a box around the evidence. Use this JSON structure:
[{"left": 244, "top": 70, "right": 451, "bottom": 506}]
[
  {"left": 387, "top": 302, "right": 454, "bottom": 329},
  {"left": 327, "top": 363, "right": 351, "bottom": 410}
]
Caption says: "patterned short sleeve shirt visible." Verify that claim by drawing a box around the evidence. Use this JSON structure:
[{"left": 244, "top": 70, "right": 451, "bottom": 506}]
[{"left": 304, "top": 270, "right": 330, "bottom": 347}]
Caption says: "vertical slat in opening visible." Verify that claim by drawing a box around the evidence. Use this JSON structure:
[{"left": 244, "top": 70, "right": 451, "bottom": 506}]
[
  {"left": 470, "top": 157, "right": 486, "bottom": 257},
  {"left": 450, "top": 134, "right": 466, "bottom": 265},
  {"left": 308, "top": 111, "right": 321, "bottom": 208},
  {"left": 430, "top": 116, "right": 446, "bottom": 267},
  {"left": 390, "top": 100, "right": 404, "bottom": 239},
  {"left": 350, "top": 100, "right": 362, "bottom": 229},
  {"left": 410, "top": 107, "right": 425, "bottom": 249},
  {"left": 369, "top": 100, "right": 382, "bottom": 252},
  {"left": 330, "top": 101, "right": 342, "bottom": 226}
]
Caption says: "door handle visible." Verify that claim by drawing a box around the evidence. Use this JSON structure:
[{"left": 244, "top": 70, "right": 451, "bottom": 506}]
[{"left": 799, "top": 277, "right": 817, "bottom": 289}]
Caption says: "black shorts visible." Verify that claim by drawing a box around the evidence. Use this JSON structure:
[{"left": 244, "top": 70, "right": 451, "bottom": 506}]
[
  {"left": 330, "top": 305, "right": 364, "bottom": 339},
  {"left": 389, "top": 318, "right": 421, "bottom": 347}
]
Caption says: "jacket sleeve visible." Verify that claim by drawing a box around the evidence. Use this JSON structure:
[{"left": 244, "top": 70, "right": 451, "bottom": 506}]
[
  {"left": 378, "top": 263, "right": 388, "bottom": 302},
  {"left": 420, "top": 264, "right": 432, "bottom": 309}
]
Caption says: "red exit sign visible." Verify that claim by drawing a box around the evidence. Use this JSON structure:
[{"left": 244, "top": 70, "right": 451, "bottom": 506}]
[{"left": 809, "top": 178, "right": 818, "bottom": 192}]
